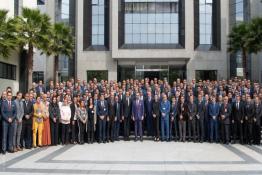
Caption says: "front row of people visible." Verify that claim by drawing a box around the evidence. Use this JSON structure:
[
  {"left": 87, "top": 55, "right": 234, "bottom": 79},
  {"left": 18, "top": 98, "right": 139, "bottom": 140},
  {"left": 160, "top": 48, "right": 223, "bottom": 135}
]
[{"left": 1, "top": 91, "right": 262, "bottom": 154}]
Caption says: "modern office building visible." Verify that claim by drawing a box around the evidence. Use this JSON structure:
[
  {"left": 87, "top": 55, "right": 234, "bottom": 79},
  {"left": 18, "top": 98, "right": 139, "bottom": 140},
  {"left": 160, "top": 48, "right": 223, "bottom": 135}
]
[
  {"left": 0, "top": 0, "right": 37, "bottom": 92},
  {"left": 24, "top": 0, "right": 262, "bottom": 85},
  {"left": 1, "top": 0, "right": 262, "bottom": 92},
  {"left": 77, "top": 0, "right": 228, "bottom": 83}
]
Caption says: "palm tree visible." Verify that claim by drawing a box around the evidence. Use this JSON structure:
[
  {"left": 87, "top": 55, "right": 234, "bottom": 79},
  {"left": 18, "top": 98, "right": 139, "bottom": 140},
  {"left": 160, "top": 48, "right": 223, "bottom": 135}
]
[
  {"left": 44, "top": 22, "right": 74, "bottom": 83},
  {"left": 228, "top": 18, "right": 262, "bottom": 79},
  {"left": 228, "top": 22, "right": 250, "bottom": 79},
  {"left": 15, "top": 8, "right": 51, "bottom": 90},
  {"left": 0, "top": 10, "right": 18, "bottom": 58},
  {"left": 247, "top": 17, "right": 262, "bottom": 54}
]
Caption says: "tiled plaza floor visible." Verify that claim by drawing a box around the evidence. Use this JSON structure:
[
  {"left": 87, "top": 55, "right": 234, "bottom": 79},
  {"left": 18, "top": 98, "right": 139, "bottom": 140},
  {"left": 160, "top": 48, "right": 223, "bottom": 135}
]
[{"left": 1, "top": 141, "right": 262, "bottom": 175}]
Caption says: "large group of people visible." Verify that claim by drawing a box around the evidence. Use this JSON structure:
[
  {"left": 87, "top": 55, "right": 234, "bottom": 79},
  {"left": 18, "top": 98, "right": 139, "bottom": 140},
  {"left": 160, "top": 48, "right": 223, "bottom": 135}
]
[{"left": 0, "top": 77, "right": 262, "bottom": 155}]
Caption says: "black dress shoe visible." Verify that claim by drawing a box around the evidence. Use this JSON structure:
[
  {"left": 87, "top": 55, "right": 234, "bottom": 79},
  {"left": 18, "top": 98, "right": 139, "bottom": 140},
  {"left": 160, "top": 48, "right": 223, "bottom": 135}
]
[
  {"left": 2, "top": 151, "right": 6, "bottom": 155},
  {"left": 8, "top": 150, "right": 14, "bottom": 153}
]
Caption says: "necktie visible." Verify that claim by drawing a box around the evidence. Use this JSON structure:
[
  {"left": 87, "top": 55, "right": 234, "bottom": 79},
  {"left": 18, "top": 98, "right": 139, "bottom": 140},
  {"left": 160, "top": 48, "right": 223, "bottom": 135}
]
[
  {"left": 127, "top": 98, "right": 129, "bottom": 106},
  {"left": 8, "top": 101, "right": 11, "bottom": 110}
]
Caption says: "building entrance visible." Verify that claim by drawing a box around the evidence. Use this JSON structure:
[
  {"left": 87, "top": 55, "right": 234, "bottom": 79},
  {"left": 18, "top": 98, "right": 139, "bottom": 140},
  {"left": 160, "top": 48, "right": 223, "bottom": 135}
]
[{"left": 117, "top": 63, "right": 187, "bottom": 84}]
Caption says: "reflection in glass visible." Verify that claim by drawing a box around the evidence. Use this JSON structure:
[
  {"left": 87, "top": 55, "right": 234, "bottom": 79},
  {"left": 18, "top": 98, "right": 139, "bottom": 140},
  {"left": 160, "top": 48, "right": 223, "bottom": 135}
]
[
  {"left": 92, "top": 0, "right": 105, "bottom": 45},
  {"left": 199, "top": 0, "right": 213, "bottom": 45},
  {"left": 124, "top": 0, "right": 180, "bottom": 45}
]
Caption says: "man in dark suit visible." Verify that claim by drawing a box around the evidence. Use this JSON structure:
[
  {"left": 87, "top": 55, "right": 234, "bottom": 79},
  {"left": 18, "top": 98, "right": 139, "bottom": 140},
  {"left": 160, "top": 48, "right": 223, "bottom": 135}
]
[
  {"left": 244, "top": 95, "right": 255, "bottom": 145},
  {"left": 107, "top": 94, "right": 115, "bottom": 142},
  {"left": 0, "top": 91, "right": 7, "bottom": 153},
  {"left": 187, "top": 95, "right": 197, "bottom": 142},
  {"left": 132, "top": 92, "right": 144, "bottom": 141},
  {"left": 145, "top": 91, "right": 153, "bottom": 137},
  {"left": 253, "top": 96, "right": 262, "bottom": 145},
  {"left": 1, "top": 92, "right": 17, "bottom": 154},
  {"left": 70, "top": 96, "right": 78, "bottom": 144},
  {"left": 122, "top": 92, "right": 132, "bottom": 141},
  {"left": 153, "top": 94, "right": 160, "bottom": 141},
  {"left": 21, "top": 93, "right": 33, "bottom": 149},
  {"left": 35, "top": 80, "right": 46, "bottom": 96},
  {"left": 208, "top": 96, "right": 220, "bottom": 143},
  {"left": 196, "top": 94, "right": 205, "bottom": 143},
  {"left": 220, "top": 96, "right": 232, "bottom": 144},
  {"left": 97, "top": 94, "right": 108, "bottom": 143},
  {"left": 232, "top": 94, "right": 245, "bottom": 144},
  {"left": 178, "top": 96, "right": 188, "bottom": 142},
  {"left": 203, "top": 94, "right": 210, "bottom": 142},
  {"left": 114, "top": 96, "right": 122, "bottom": 141}
]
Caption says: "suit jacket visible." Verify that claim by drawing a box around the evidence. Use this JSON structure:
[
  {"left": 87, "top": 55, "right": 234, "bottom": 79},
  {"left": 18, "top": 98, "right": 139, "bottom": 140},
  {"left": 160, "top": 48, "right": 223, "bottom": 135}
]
[
  {"left": 132, "top": 99, "right": 144, "bottom": 121},
  {"left": 1, "top": 100, "right": 17, "bottom": 123},
  {"left": 254, "top": 103, "right": 262, "bottom": 125},
  {"left": 23, "top": 100, "right": 33, "bottom": 124},
  {"left": 197, "top": 100, "right": 205, "bottom": 120},
  {"left": 115, "top": 101, "right": 122, "bottom": 120},
  {"left": 208, "top": 103, "right": 220, "bottom": 120},
  {"left": 49, "top": 103, "right": 61, "bottom": 121},
  {"left": 97, "top": 100, "right": 108, "bottom": 117},
  {"left": 15, "top": 99, "right": 24, "bottom": 121},
  {"left": 35, "top": 85, "right": 46, "bottom": 95},
  {"left": 160, "top": 100, "right": 170, "bottom": 118},
  {"left": 152, "top": 100, "right": 160, "bottom": 117},
  {"left": 108, "top": 99, "right": 115, "bottom": 119},
  {"left": 177, "top": 102, "right": 188, "bottom": 121},
  {"left": 188, "top": 102, "right": 197, "bottom": 120},
  {"left": 245, "top": 102, "right": 255, "bottom": 123},
  {"left": 70, "top": 102, "right": 77, "bottom": 121},
  {"left": 122, "top": 97, "right": 132, "bottom": 118},
  {"left": 170, "top": 103, "right": 178, "bottom": 118},
  {"left": 145, "top": 96, "right": 153, "bottom": 117},
  {"left": 232, "top": 101, "right": 245, "bottom": 122},
  {"left": 0, "top": 99, "right": 5, "bottom": 120},
  {"left": 220, "top": 103, "right": 232, "bottom": 125}
]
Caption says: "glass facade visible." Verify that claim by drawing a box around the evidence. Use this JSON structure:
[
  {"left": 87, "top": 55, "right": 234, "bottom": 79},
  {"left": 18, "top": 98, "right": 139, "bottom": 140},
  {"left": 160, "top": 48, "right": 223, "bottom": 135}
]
[
  {"left": 61, "top": 0, "right": 69, "bottom": 21},
  {"left": 92, "top": 0, "right": 105, "bottom": 46},
  {"left": 56, "top": 0, "right": 76, "bottom": 81},
  {"left": 37, "top": 0, "right": 45, "bottom": 5},
  {"left": 234, "top": 0, "right": 244, "bottom": 22},
  {"left": 87, "top": 70, "right": 108, "bottom": 81},
  {"left": 195, "top": 70, "right": 217, "bottom": 81},
  {"left": 229, "top": 0, "right": 251, "bottom": 78},
  {"left": 118, "top": 64, "right": 186, "bottom": 84},
  {"left": 199, "top": 0, "right": 213, "bottom": 45},
  {"left": 32, "top": 71, "right": 44, "bottom": 83},
  {"left": 0, "top": 62, "right": 16, "bottom": 80},
  {"left": 124, "top": 0, "right": 180, "bottom": 45}
]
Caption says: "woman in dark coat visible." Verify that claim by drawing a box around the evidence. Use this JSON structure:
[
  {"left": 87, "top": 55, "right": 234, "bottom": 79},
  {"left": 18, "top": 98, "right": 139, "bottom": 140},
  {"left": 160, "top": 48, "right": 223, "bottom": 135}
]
[
  {"left": 152, "top": 94, "right": 160, "bottom": 141},
  {"left": 87, "top": 97, "right": 96, "bottom": 144},
  {"left": 49, "top": 96, "right": 60, "bottom": 146}
]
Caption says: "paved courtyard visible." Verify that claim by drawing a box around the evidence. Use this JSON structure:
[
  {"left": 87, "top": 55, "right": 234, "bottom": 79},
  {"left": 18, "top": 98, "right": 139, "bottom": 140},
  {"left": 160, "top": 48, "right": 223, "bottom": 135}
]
[{"left": 1, "top": 141, "right": 262, "bottom": 175}]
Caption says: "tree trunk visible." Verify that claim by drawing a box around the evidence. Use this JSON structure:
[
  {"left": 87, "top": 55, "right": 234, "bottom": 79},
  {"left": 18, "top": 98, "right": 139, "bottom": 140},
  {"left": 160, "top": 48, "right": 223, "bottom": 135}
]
[
  {"left": 54, "top": 55, "right": 59, "bottom": 83},
  {"left": 27, "top": 43, "right": 34, "bottom": 92},
  {"left": 242, "top": 48, "right": 247, "bottom": 79}
]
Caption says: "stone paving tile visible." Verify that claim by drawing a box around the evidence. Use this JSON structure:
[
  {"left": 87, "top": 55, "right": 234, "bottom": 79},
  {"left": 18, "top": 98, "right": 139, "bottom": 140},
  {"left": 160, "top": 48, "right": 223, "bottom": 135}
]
[{"left": 0, "top": 141, "right": 262, "bottom": 175}]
